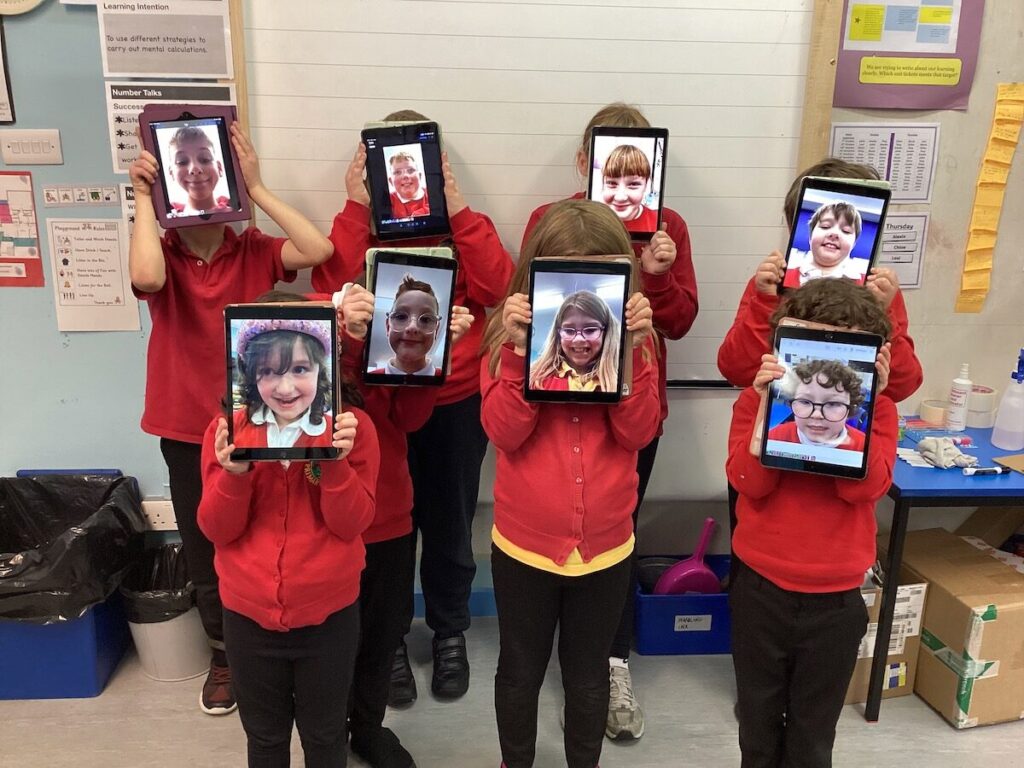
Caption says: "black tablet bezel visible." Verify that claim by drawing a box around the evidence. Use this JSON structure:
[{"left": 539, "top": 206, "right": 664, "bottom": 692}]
[
  {"left": 363, "top": 250, "right": 458, "bottom": 387},
  {"left": 758, "top": 325, "right": 883, "bottom": 479},
  {"left": 523, "top": 258, "right": 632, "bottom": 404},
  {"left": 780, "top": 176, "right": 892, "bottom": 293},
  {"left": 361, "top": 121, "right": 450, "bottom": 241},
  {"left": 139, "top": 103, "right": 251, "bottom": 229},
  {"left": 224, "top": 304, "right": 340, "bottom": 462},
  {"left": 586, "top": 126, "right": 669, "bottom": 241}
]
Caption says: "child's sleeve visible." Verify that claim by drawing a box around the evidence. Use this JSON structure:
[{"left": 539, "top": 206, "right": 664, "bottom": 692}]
[
  {"left": 318, "top": 410, "right": 380, "bottom": 540},
  {"left": 725, "top": 388, "right": 781, "bottom": 499},
  {"left": 641, "top": 210, "right": 699, "bottom": 340},
  {"left": 717, "top": 277, "right": 778, "bottom": 387},
  {"left": 197, "top": 418, "right": 255, "bottom": 545},
  {"left": 244, "top": 227, "right": 296, "bottom": 285},
  {"left": 883, "top": 291, "right": 923, "bottom": 402},
  {"left": 834, "top": 394, "right": 898, "bottom": 503},
  {"left": 608, "top": 343, "right": 662, "bottom": 451},
  {"left": 312, "top": 200, "right": 374, "bottom": 293},
  {"left": 450, "top": 208, "right": 514, "bottom": 308},
  {"left": 479, "top": 344, "right": 541, "bottom": 452}
]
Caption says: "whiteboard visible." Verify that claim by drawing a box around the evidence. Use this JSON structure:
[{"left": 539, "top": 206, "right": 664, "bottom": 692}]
[{"left": 243, "top": 0, "right": 812, "bottom": 382}]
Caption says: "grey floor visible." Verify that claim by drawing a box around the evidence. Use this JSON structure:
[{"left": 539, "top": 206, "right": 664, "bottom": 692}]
[{"left": 2, "top": 617, "right": 1022, "bottom": 767}]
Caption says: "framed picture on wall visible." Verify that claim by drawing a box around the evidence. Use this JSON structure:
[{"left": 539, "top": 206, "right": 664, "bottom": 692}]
[{"left": 0, "top": 20, "right": 16, "bottom": 124}]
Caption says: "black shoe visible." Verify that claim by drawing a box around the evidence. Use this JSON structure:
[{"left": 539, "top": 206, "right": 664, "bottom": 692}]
[
  {"left": 350, "top": 726, "right": 416, "bottom": 768},
  {"left": 431, "top": 633, "right": 469, "bottom": 699},
  {"left": 388, "top": 640, "right": 417, "bottom": 708}
]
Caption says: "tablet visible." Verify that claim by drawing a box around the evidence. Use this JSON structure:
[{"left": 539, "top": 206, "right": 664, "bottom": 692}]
[
  {"left": 361, "top": 122, "right": 449, "bottom": 241},
  {"left": 524, "top": 258, "right": 632, "bottom": 404},
  {"left": 364, "top": 250, "right": 458, "bottom": 386},
  {"left": 139, "top": 104, "right": 251, "bottom": 229},
  {"left": 365, "top": 246, "right": 453, "bottom": 287},
  {"left": 225, "top": 304, "right": 339, "bottom": 462},
  {"left": 759, "top": 325, "right": 883, "bottom": 479},
  {"left": 586, "top": 126, "right": 669, "bottom": 240},
  {"left": 781, "top": 176, "right": 891, "bottom": 292}
]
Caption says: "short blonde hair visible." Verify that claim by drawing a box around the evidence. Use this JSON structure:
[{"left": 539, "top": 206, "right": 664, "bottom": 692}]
[
  {"left": 389, "top": 151, "right": 418, "bottom": 169},
  {"left": 602, "top": 144, "right": 651, "bottom": 180},
  {"left": 580, "top": 103, "right": 650, "bottom": 153}
]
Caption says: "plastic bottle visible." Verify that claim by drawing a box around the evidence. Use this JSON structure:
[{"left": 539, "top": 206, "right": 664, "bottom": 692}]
[
  {"left": 991, "top": 349, "right": 1024, "bottom": 451},
  {"left": 945, "top": 363, "right": 972, "bottom": 432}
]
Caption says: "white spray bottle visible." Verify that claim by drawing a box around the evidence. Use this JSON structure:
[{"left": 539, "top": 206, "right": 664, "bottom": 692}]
[
  {"left": 991, "top": 349, "right": 1024, "bottom": 451},
  {"left": 945, "top": 363, "right": 972, "bottom": 432}
]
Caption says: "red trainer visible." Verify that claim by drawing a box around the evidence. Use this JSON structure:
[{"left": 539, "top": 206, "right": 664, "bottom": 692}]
[{"left": 200, "top": 661, "right": 237, "bottom": 715}]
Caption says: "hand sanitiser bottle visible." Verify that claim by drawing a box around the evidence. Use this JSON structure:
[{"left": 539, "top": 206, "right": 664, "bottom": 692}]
[
  {"left": 991, "top": 349, "right": 1024, "bottom": 451},
  {"left": 945, "top": 363, "right": 972, "bottom": 432}
]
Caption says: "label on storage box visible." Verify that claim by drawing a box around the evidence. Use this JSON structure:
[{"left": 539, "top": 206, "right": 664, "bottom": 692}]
[
  {"left": 858, "top": 620, "right": 910, "bottom": 658},
  {"left": 894, "top": 585, "right": 926, "bottom": 635},
  {"left": 674, "top": 614, "right": 712, "bottom": 632}
]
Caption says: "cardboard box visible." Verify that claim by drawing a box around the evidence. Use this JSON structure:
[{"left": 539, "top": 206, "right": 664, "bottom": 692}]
[
  {"left": 845, "top": 581, "right": 927, "bottom": 705},
  {"left": 954, "top": 506, "right": 1024, "bottom": 548},
  {"left": 897, "top": 528, "right": 1024, "bottom": 729}
]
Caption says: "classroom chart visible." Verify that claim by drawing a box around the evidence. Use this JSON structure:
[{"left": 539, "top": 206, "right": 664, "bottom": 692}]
[
  {"left": 877, "top": 212, "right": 928, "bottom": 289},
  {"left": 829, "top": 123, "right": 939, "bottom": 203},
  {"left": 0, "top": 172, "right": 42, "bottom": 288}
]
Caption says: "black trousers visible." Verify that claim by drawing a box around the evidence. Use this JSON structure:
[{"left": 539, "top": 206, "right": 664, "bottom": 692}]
[
  {"left": 160, "top": 438, "right": 223, "bottom": 649},
  {"left": 608, "top": 435, "right": 660, "bottom": 660},
  {"left": 406, "top": 393, "right": 489, "bottom": 636},
  {"left": 492, "top": 546, "right": 631, "bottom": 768},
  {"left": 224, "top": 605, "right": 360, "bottom": 768},
  {"left": 350, "top": 533, "right": 416, "bottom": 737},
  {"left": 730, "top": 563, "right": 867, "bottom": 768}
]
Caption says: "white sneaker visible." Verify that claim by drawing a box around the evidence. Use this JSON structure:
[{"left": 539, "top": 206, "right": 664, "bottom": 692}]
[{"left": 606, "top": 664, "right": 644, "bottom": 740}]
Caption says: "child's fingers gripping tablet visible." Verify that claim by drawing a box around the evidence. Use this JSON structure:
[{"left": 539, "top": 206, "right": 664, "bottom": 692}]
[
  {"left": 754, "top": 250, "right": 787, "bottom": 295},
  {"left": 229, "top": 121, "right": 262, "bottom": 192},
  {"left": 752, "top": 354, "right": 786, "bottom": 394},
  {"left": 876, "top": 342, "right": 892, "bottom": 394},
  {"left": 332, "top": 410, "right": 359, "bottom": 460},
  {"left": 129, "top": 151, "right": 159, "bottom": 194},
  {"left": 449, "top": 305, "right": 474, "bottom": 345},
  {"left": 341, "top": 284, "right": 375, "bottom": 340},
  {"left": 502, "top": 293, "right": 532, "bottom": 352},
  {"left": 625, "top": 292, "right": 653, "bottom": 347},
  {"left": 441, "top": 151, "right": 468, "bottom": 217},
  {"left": 640, "top": 224, "right": 677, "bottom": 275},
  {"left": 215, "top": 417, "right": 251, "bottom": 475},
  {"left": 345, "top": 144, "right": 371, "bottom": 207}
]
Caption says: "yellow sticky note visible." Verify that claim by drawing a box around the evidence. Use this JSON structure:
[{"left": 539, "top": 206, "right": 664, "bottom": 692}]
[
  {"left": 860, "top": 57, "right": 961, "bottom": 85},
  {"left": 997, "top": 83, "right": 1024, "bottom": 102},
  {"left": 992, "top": 120, "right": 1022, "bottom": 144},
  {"left": 970, "top": 204, "right": 1001, "bottom": 232},
  {"left": 986, "top": 139, "right": 1018, "bottom": 165},
  {"left": 849, "top": 5, "right": 885, "bottom": 41},
  {"left": 955, "top": 291, "right": 987, "bottom": 314},
  {"left": 979, "top": 161, "right": 1011, "bottom": 185},
  {"left": 965, "top": 248, "right": 994, "bottom": 270},
  {"left": 974, "top": 184, "right": 1005, "bottom": 209},
  {"left": 961, "top": 270, "right": 991, "bottom": 292},
  {"left": 967, "top": 230, "right": 997, "bottom": 250},
  {"left": 995, "top": 103, "right": 1024, "bottom": 121},
  {"left": 919, "top": 6, "right": 953, "bottom": 24}
]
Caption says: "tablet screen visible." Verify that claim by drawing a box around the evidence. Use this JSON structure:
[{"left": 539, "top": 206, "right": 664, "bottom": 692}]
[
  {"left": 760, "top": 327, "right": 882, "bottom": 479},
  {"left": 364, "top": 251, "right": 457, "bottom": 386},
  {"left": 586, "top": 127, "right": 668, "bottom": 239},
  {"left": 362, "top": 122, "right": 450, "bottom": 241},
  {"left": 525, "top": 259, "right": 631, "bottom": 404},
  {"left": 225, "top": 305, "right": 339, "bottom": 462},
  {"left": 782, "top": 178, "right": 891, "bottom": 291}
]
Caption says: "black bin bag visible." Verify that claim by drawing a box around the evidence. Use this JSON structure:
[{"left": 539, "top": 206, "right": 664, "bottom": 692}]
[
  {"left": 0, "top": 475, "right": 146, "bottom": 623},
  {"left": 119, "top": 544, "right": 193, "bottom": 624}
]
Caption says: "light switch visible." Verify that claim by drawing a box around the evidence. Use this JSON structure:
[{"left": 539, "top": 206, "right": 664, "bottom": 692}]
[{"left": 0, "top": 129, "right": 64, "bottom": 165}]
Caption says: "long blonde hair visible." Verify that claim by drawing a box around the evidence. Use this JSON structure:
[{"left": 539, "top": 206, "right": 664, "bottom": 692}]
[
  {"left": 529, "top": 291, "right": 620, "bottom": 391},
  {"left": 482, "top": 199, "right": 642, "bottom": 376}
]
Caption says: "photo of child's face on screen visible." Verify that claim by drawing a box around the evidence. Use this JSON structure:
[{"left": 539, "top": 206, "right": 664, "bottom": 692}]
[
  {"left": 384, "top": 143, "right": 430, "bottom": 220},
  {"left": 229, "top": 318, "right": 335, "bottom": 449},
  {"left": 155, "top": 120, "right": 235, "bottom": 219},
  {"left": 589, "top": 135, "right": 664, "bottom": 233},
  {"left": 783, "top": 187, "right": 885, "bottom": 289},
  {"left": 528, "top": 271, "right": 626, "bottom": 393},
  {"left": 368, "top": 261, "right": 452, "bottom": 377},
  {"left": 764, "top": 337, "right": 877, "bottom": 470}
]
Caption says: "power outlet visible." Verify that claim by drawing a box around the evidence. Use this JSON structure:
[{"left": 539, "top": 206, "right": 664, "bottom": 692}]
[
  {"left": 141, "top": 498, "right": 177, "bottom": 531},
  {"left": 0, "top": 129, "right": 63, "bottom": 165}
]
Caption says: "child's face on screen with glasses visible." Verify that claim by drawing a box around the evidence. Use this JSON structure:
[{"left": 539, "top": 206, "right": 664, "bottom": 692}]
[
  {"left": 790, "top": 375, "right": 852, "bottom": 443},
  {"left": 558, "top": 308, "right": 605, "bottom": 373},
  {"left": 386, "top": 290, "right": 440, "bottom": 371}
]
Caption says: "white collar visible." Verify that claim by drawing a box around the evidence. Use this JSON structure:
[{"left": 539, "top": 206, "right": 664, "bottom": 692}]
[
  {"left": 250, "top": 406, "right": 327, "bottom": 448},
  {"left": 385, "top": 357, "right": 436, "bottom": 376},
  {"left": 796, "top": 424, "right": 850, "bottom": 449}
]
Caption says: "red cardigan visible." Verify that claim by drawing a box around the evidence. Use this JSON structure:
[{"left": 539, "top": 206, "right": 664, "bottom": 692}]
[
  {"left": 522, "top": 194, "right": 698, "bottom": 434},
  {"left": 480, "top": 342, "right": 661, "bottom": 566},
  {"left": 727, "top": 388, "right": 897, "bottom": 592},
  {"left": 197, "top": 408, "right": 380, "bottom": 631},
  {"left": 766, "top": 419, "right": 866, "bottom": 451},
  {"left": 716, "top": 277, "right": 923, "bottom": 403},
  {"left": 312, "top": 200, "right": 513, "bottom": 407},
  {"left": 389, "top": 190, "right": 430, "bottom": 219}
]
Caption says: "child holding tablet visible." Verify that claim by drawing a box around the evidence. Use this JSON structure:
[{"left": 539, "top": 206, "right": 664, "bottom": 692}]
[
  {"left": 767, "top": 359, "right": 867, "bottom": 451},
  {"left": 529, "top": 290, "right": 621, "bottom": 392},
  {"left": 727, "top": 277, "right": 897, "bottom": 768},
  {"left": 313, "top": 109, "right": 513, "bottom": 704},
  {"left": 521, "top": 102, "right": 698, "bottom": 741},
  {"left": 128, "top": 122, "right": 333, "bottom": 715},
  {"left": 481, "top": 199, "right": 660, "bottom": 768}
]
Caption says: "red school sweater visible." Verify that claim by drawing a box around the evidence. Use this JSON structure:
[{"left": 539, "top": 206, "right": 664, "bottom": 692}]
[
  {"left": 312, "top": 200, "right": 514, "bottom": 407},
  {"left": 726, "top": 387, "right": 898, "bottom": 593},
  {"left": 197, "top": 408, "right": 380, "bottom": 631},
  {"left": 716, "top": 277, "right": 923, "bottom": 403},
  {"left": 479, "top": 342, "right": 661, "bottom": 565},
  {"left": 522, "top": 194, "right": 699, "bottom": 434}
]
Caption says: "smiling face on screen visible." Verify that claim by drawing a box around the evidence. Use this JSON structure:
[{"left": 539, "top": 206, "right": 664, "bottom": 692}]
[
  {"left": 558, "top": 307, "right": 605, "bottom": 373},
  {"left": 256, "top": 337, "right": 320, "bottom": 428},
  {"left": 386, "top": 289, "right": 439, "bottom": 373},
  {"left": 601, "top": 175, "right": 648, "bottom": 222},
  {"left": 389, "top": 155, "right": 422, "bottom": 201},
  {"left": 170, "top": 133, "right": 223, "bottom": 210},
  {"left": 791, "top": 376, "right": 851, "bottom": 443}
]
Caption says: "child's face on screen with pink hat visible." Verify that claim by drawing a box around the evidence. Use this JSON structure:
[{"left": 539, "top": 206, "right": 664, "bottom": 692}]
[{"left": 255, "top": 337, "right": 320, "bottom": 427}]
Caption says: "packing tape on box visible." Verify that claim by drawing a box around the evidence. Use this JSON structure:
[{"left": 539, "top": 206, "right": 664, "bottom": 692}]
[
  {"left": 919, "top": 399, "right": 948, "bottom": 425},
  {"left": 969, "top": 384, "right": 998, "bottom": 412}
]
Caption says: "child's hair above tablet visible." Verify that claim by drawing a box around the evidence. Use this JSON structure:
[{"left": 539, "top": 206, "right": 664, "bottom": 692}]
[{"left": 768, "top": 277, "right": 893, "bottom": 341}]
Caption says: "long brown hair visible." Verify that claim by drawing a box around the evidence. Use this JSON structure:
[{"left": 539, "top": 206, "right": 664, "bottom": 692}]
[{"left": 482, "top": 199, "right": 642, "bottom": 375}]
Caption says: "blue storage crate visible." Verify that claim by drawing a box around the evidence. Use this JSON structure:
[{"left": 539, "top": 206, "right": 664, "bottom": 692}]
[
  {"left": 0, "top": 594, "right": 131, "bottom": 699},
  {"left": 634, "top": 554, "right": 731, "bottom": 655}
]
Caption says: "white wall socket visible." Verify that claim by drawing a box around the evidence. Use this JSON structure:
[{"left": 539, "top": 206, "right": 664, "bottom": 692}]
[
  {"left": 142, "top": 498, "right": 178, "bottom": 531},
  {"left": 0, "top": 129, "right": 63, "bottom": 165}
]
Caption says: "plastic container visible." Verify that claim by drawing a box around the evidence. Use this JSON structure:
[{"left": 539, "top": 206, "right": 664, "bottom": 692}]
[
  {"left": 991, "top": 349, "right": 1024, "bottom": 451},
  {"left": 945, "top": 363, "right": 972, "bottom": 432},
  {"left": 128, "top": 608, "right": 210, "bottom": 682}
]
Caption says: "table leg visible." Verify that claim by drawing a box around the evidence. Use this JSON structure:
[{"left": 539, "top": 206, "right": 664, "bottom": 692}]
[{"left": 865, "top": 496, "right": 910, "bottom": 721}]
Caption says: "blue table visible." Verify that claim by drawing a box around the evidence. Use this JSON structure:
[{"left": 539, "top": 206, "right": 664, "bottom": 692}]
[{"left": 866, "top": 425, "right": 1024, "bottom": 721}]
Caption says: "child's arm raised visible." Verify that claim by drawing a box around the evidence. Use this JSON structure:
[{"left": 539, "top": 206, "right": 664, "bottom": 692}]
[
  {"left": 319, "top": 410, "right": 380, "bottom": 540},
  {"left": 639, "top": 215, "right": 699, "bottom": 340},
  {"left": 608, "top": 294, "right": 661, "bottom": 450},
  {"left": 716, "top": 252, "right": 785, "bottom": 386},
  {"left": 127, "top": 150, "right": 167, "bottom": 293},
  {"left": 231, "top": 123, "right": 333, "bottom": 271},
  {"left": 197, "top": 417, "right": 255, "bottom": 545}
]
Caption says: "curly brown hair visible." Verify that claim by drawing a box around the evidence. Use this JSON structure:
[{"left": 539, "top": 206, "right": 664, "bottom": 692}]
[
  {"left": 769, "top": 279, "right": 892, "bottom": 340},
  {"left": 791, "top": 359, "right": 865, "bottom": 411}
]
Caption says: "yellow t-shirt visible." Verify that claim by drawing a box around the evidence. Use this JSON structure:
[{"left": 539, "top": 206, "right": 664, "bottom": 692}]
[
  {"left": 556, "top": 360, "right": 599, "bottom": 392},
  {"left": 492, "top": 525, "right": 634, "bottom": 576}
]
